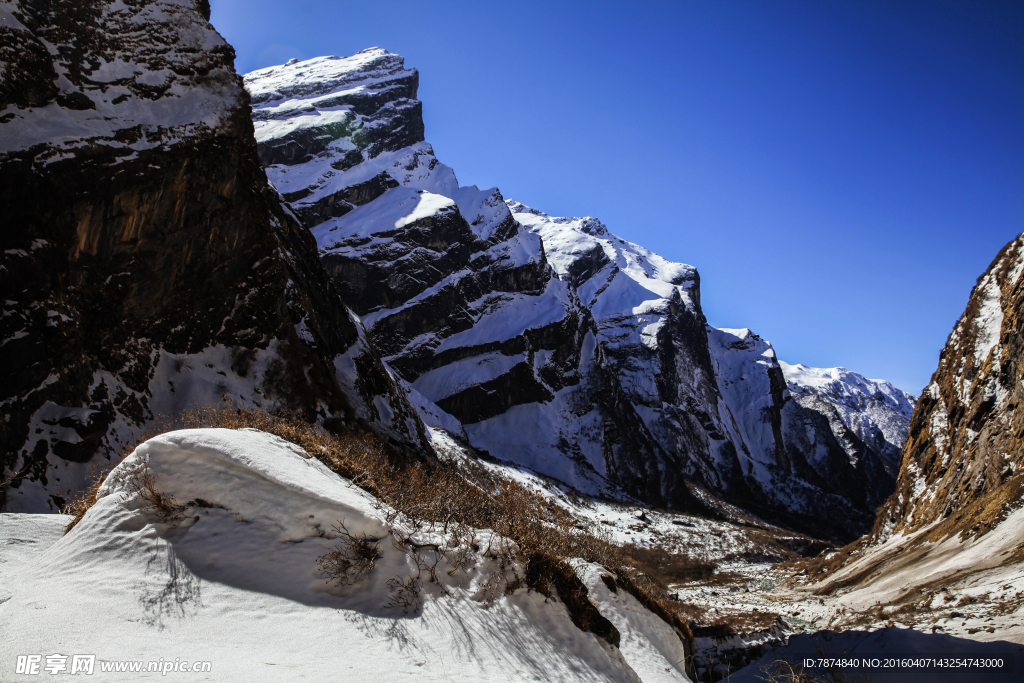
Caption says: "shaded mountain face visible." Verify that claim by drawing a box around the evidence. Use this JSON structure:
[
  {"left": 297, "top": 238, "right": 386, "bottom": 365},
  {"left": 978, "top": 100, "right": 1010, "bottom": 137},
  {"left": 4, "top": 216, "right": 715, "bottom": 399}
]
[
  {"left": 525, "top": 210, "right": 916, "bottom": 540},
  {"left": 775, "top": 361, "right": 915, "bottom": 517},
  {"left": 874, "top": 233, "right": 1024, "bottom": 543},
  {"left": 0, "top": 1, "right": 427, "bottom": 512},
  {"left": 248, "top": 50, "right": 916, "bottom": 539}
]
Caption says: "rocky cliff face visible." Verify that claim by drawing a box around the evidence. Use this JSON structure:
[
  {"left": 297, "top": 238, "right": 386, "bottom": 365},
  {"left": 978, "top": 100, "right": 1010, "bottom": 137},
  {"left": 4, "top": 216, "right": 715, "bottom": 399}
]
[
  {"left": 246, "top": 52, "right": 694, "bottom": 508},
  {"left": 779, "top": 362, "right": 915, "bottom": 511},
  {"left": 873, "top": 233, "right": 1024, "bottom": 543},
  {"left": 0, "top": 1, "right": 427, "bottom": 512},
  {"left": 248, "top": 50, "right": 917, "bottom": 539},
  {"left": 526, "top": 207, "right": 915, "bottom": 539},
  {"left": 807, "top": 234, "right": 1024, "bottom": 621}
]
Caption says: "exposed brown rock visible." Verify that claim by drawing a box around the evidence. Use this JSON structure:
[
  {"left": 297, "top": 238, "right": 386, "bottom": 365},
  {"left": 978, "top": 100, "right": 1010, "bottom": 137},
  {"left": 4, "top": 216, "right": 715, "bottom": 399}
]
[{"left": 873, "top": 233, "right": 1024, "bottom": 543}]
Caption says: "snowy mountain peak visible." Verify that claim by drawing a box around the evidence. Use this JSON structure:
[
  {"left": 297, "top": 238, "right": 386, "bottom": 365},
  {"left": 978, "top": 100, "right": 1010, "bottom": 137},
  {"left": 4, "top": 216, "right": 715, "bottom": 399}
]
[
  {"left": 504, "top": 199, "right": 548, "bottom": 218},
  {"left": 246, "top": 46, "right": 424, "bottom": 178},
  {"left": 245, "top": 48, "right": 917, "bottom": 539},
  {"left": 778, "top": 361, "right": 916, "bottom": 418},
  {"left": 244, "top": 48, "right": 414, "bottom": 109},
  {"left": 713, "top": 328, "right": 777, "bottom": 358},
  {"left": 504, "top": 201, "right": 610, "bottom": 237},
  {"left": 506, "top": 200, "right": 698, "bottom": 297}
]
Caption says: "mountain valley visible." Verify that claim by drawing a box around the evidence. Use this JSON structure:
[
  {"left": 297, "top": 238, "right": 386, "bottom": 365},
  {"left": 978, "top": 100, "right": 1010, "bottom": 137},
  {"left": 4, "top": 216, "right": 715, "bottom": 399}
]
[{"left": 1, "top": 2, "right": 1022, "bottom": 681}]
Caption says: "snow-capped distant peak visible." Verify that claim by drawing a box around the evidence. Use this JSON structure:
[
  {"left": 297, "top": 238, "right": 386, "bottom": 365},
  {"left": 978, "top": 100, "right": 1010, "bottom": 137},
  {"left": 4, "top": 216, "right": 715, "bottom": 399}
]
[
  {"left": 504, "top": 200, "right": 608, "bottom": 236},
  {"left": 504, "top": 200, "right": 547, "bottom": 217},
  {"left": 712, "top": 328, "right": 777, "bottom": 358},
  {"left": 505, "top": 199, "right": 697, "bottom": 297},
  {"left": 778, "top": 360, "right": 916, "bottom": 414}
]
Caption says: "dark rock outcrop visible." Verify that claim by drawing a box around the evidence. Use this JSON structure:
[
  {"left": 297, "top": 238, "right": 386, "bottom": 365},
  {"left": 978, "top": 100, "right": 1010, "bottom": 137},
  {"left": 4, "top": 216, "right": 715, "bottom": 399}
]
[{"left": 0, "top": 1, "right": 427, "bottom": 511}]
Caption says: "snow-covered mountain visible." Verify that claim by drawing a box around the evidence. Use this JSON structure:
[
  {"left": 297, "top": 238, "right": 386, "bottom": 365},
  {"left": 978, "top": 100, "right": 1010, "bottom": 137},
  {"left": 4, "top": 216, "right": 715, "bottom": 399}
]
[
  {"left": 246, "top": 49, "right": 916, "bottom": 539},
  {"left": 778, "top": 362, "right": 916, "bottom": 475},
  {"left": 0, "top": 3, "right": 428, "bottom": 512}
]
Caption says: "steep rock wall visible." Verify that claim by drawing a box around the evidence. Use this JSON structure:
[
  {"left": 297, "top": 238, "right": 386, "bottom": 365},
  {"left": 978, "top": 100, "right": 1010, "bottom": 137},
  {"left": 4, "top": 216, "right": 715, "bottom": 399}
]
[
  {"left": 0, "top": 1, "right": 427, "bottom": 511},
  {"left": 874, "top": 233, "right": 1024, "bottom": 542}
]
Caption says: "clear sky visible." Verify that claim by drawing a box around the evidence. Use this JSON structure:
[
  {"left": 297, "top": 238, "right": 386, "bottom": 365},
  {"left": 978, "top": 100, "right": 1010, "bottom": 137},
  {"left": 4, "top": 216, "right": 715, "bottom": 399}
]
[{"left": 211, "top": 0, "right": 1023, "bottom": 395}]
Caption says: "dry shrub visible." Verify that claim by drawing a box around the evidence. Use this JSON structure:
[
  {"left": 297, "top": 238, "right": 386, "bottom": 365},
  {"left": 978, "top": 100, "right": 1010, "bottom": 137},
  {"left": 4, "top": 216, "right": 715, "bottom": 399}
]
[
  {"left": 61, "top": 477, "right": 105, "bottom": 533},
  {"left": 62, "top": 424, "right": 173, "bottom": 532},
  {"left": 760, "top": 647, "right": 875, "bottom": 683},
  {"left": 385, "top": 575, "right": 420, "bottom": 612},
  {"left": 760, "top": 660, "right": 822, "bottom": 683},
  {"left": 317, "top": 521, "right": 382, "bottom": 586},
  {"left": 107, "top": 456, "right": 187, "bottom": 522}
]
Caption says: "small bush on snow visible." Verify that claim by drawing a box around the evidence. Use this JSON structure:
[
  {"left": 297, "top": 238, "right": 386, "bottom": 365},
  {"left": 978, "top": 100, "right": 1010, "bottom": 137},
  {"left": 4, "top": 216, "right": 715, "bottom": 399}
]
[
  {"left": 109, "top": 455, "right": 187, "bottom": 523},
  {"left": 316, "top": 521, "right": 382, "bottom": 586}
]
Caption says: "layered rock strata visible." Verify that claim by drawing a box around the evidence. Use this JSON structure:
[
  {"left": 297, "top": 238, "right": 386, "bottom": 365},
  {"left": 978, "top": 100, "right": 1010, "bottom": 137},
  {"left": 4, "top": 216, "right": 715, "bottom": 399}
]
[{"left": 248, "top": 50, "right": 916, "bottom": 538}]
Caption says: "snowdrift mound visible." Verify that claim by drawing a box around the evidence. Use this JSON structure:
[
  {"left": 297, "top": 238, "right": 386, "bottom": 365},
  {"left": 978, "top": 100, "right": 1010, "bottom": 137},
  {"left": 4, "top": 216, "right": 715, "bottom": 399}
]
[{"left": 1, "top": 428, "right": 692, "bottom": 682}]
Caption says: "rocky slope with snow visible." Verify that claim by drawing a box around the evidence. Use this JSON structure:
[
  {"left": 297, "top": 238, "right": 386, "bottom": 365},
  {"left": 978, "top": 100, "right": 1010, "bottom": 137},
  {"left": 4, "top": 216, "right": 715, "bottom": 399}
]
[
  {"left": 248, "top": 49, "right": 916, "bottom": 540},
  {"left": 522, "top": 205, "right": 916, "bottom": 538},
  {"left": 874, "top": 232, "right": 1024, "bottom": 542},
  {"left": 0, "top": 1, "right": 428, "bottom": 512},
  {"left": 794, "top": 232, "right": 1024, "bottom": 644},
  {"left": 1, "top": 428, "right": 692, "bottom": 682},
  {"left": 777, "top": 361, "right": 916, "bottom": 517}
]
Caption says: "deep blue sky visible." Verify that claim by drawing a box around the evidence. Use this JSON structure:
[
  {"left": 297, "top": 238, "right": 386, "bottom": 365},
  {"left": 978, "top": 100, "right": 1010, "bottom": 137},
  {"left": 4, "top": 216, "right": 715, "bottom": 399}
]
[{"left": 211, "top": 0, "right": 1023, "bottom": 395}]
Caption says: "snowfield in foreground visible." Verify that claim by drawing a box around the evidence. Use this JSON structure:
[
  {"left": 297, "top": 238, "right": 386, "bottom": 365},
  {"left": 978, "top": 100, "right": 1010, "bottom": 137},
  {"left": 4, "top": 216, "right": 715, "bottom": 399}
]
[{"left": 0, "top": 429, "right": 690, "bottom": 682}]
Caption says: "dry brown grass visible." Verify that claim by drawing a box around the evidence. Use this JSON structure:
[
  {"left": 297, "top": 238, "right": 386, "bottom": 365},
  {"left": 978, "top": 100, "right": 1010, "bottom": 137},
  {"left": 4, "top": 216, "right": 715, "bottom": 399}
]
[
  {"left": 623, "top": 544, "right": 715, "bottom": 586},
  {"left": 107, "top": 456, "right": 187, "bottom": 522}
]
